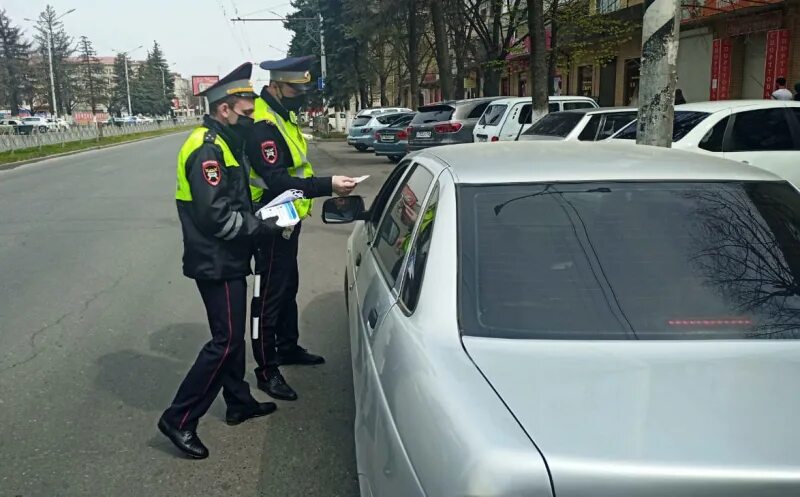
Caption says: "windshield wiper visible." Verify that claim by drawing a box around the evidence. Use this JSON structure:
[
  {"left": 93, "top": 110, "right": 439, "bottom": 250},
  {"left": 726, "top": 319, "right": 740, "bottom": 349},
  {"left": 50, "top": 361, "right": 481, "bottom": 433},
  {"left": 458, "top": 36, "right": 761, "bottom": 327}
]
[{"left": 493, "top": 185, "right": 612, "bottom": 215}]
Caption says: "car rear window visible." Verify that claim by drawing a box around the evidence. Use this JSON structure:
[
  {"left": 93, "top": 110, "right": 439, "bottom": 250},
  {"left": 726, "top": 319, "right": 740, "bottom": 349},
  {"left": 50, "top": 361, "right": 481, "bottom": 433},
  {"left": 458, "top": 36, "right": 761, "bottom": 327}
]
[
  {"left": 377, "top": 113, "right": 404, "bottom": 125},
  {"left": 613, "top": 111, "right": 710, "bottom": 141},
  {"left": 479, "top": 104, "right": 507, "bottom": 126},
  {"left": 388, "top": 114, "right": 414, "bottom": 127},
  {"left": 459, "top": 181, "right": 800, "bottom": 340},
  {"left": 413, "top": 105, "right": 455, "bottom": 124},
  {"left": 352, "top": 116, "right": 371, "bottom": 127},
  {"left": 522, "top": 112, "right": 584, "bottom": 137}
]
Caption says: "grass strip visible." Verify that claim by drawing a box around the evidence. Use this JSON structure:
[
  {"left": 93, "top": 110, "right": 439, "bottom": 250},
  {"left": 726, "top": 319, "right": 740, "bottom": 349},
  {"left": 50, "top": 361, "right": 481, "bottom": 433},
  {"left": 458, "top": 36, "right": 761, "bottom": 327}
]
[{"left": 0, "top": 125, "right": 195, "bottom": 165}]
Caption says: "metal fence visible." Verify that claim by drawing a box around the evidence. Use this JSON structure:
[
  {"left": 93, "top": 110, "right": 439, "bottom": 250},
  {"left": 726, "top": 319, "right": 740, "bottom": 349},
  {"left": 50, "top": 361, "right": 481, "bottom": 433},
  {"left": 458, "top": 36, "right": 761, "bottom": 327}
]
[{"left": 0, "top": 117, "right": 202, "bottom": 153}]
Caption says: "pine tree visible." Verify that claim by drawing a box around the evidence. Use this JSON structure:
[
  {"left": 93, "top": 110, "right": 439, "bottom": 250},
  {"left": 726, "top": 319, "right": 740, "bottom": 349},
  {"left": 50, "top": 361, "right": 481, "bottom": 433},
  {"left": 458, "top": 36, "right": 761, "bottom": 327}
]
[
  {"left": 33, "top": 5, "right": 75, "bottom": 115},
  {"left": 0, "top": 10, "right": 32, "bottom": 115},
  {"left": 109, "top": 53, "right": 131, "bottom": 116},
  {"left": 131, "top": 41, "right": 174, "bottom": 116},
  {"left": 77, "top": 36, "right": 108, "bottom": 113}
]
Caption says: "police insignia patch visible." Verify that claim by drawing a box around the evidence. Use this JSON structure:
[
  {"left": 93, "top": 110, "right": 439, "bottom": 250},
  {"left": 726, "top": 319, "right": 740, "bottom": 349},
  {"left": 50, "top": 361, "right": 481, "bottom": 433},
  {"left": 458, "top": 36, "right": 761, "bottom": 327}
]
[
  {"left": 261, "top": 140, "right": 278, "bottom": 165},
  {"left": 202, "top": 160, "right": 221, "bottom": 186}
]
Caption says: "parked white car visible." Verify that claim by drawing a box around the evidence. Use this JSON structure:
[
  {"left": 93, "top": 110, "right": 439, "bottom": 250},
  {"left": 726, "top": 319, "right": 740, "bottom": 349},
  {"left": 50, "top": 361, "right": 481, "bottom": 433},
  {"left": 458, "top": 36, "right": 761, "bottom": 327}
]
[
  {"left": 22, "top": 116, "right": 54, "bottom": 133},
  {"left": 518, "top": 107, "right": 637, "bottom": 142},
  {"left": 610, "top": 100, "right": 800, "bottom": 188},
  {"left": 47, "top": 118, "right": 71, "bottom": 131},
  {"left": 357, "top": 107, "right": 413, "bottom": 118},
  {"left": 473, "top": 95, "right": 598, "bottom": 142}
]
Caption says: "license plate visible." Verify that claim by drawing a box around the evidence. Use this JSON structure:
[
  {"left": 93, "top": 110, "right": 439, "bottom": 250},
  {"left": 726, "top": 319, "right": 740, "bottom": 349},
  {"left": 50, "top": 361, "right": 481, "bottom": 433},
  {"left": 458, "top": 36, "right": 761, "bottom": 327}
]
[
  {"left": 416, "top": 131, "right": 432, "bottom": 139},
  {"left": 380, "top": 135, "right": 396, "bottom": 142}
]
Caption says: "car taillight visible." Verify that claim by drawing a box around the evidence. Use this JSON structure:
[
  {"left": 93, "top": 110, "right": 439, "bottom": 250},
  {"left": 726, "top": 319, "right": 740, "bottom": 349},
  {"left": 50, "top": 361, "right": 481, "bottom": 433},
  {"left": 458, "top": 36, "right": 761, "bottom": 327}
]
[
  {"left": 434, "top": 122, "right": 463, "bottom": 133},
  {"left": 397, "top": 129, "right": 408, "bottom": 140},
  {"left": 491, "top": 136, "right": 500, "bottom": 142}
]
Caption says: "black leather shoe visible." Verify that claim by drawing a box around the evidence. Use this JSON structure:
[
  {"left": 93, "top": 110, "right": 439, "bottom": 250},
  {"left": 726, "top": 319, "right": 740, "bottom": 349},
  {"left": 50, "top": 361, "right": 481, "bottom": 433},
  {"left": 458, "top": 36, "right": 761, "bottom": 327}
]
[
  {"left": 257, "top": 371, "right": 298, "bottom": 401},
  {"left": 277, "top": 346, "right": 325, "bottom": 366},
  {"left": 157, "top": 416, "right": 209, "bottom": 459},
  {"left": 226, "top": 402, "right": 278, "bottom": 426}
]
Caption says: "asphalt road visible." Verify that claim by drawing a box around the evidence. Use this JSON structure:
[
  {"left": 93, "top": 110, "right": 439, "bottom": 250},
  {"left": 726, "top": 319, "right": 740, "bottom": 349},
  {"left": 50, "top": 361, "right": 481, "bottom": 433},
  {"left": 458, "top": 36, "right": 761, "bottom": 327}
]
[{"left": 0, "top": 133, "right": 395, "bottom": 497}]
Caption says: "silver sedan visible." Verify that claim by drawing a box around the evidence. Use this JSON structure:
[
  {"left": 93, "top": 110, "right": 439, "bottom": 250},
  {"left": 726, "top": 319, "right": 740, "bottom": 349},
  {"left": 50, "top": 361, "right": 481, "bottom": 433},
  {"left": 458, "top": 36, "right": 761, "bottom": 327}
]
[{"left": 322, "top": 141, "right": 800, "bottom": 497}]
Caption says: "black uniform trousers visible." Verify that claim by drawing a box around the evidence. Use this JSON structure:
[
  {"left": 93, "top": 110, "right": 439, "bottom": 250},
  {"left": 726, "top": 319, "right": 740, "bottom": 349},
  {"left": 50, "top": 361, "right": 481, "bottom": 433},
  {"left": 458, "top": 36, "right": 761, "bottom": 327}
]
[
  {"left": 251, "top": 223, "right": 302, "bottom": 381},
  {"left": 163, "top": 278, "right": 257, "bottom": 431}
]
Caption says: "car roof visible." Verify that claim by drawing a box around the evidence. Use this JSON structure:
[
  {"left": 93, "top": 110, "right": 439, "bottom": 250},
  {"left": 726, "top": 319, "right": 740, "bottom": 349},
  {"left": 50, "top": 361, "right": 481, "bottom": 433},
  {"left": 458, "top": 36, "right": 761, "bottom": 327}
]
[
  {"left": 488, "top": 96, "right": 598, "bottom": 106},
  {"left": 676, "top": 100, "right": 800, "bottom": 112},
  {"left": 420, "top": 141, "right": 782, "bottom": 184}
]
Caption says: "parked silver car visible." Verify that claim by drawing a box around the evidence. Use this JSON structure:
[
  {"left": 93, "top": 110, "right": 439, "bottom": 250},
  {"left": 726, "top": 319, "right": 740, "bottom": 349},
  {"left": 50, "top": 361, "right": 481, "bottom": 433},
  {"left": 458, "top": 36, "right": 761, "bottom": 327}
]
[{"left": 322, "top": 141, "right": 800, "bottom": 497}]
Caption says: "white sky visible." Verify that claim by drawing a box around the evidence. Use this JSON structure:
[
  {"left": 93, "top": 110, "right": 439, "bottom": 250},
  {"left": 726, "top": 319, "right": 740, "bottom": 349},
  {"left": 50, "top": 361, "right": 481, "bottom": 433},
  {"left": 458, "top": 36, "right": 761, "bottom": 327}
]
[{"left": 4, "top": 0, "right": 299, "bottom": 88}]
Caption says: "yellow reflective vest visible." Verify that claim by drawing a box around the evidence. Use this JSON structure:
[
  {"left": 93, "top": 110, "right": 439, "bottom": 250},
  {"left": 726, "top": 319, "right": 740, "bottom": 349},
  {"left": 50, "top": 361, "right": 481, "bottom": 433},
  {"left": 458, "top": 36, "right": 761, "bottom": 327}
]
[
  {"left": 251, "top": 97, "right": 315, "bottom": 218},
  {"left": 176, "top": 127, "right": 240, "bottom": 201}
]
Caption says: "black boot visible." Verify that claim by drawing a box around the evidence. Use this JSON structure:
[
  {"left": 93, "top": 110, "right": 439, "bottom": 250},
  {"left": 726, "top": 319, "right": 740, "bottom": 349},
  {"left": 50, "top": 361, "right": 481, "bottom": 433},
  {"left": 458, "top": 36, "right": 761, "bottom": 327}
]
[
  {"left": 226, "top": 402, "right": 278, "bottom": 426},
  {"left": 257, "top": 370, "right": 298, "bottom": 401},
  {"left": 276, "top": 346, "right": 325, "bottom": 366},
  {"left": 157, "top": 415, "right": 209, "bottom": 459}
]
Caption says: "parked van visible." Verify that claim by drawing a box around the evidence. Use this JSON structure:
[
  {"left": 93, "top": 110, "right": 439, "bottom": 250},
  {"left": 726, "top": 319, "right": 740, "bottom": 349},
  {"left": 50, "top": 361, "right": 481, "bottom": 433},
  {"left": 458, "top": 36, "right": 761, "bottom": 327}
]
[{"left": 473, "top": 96, "right": 598, "bottom": 142}]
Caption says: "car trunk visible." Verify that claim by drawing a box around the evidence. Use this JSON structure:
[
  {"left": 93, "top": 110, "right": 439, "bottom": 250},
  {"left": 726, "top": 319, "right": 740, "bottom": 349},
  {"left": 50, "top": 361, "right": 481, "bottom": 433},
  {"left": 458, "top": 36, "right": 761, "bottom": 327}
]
[
  {"left": 408, "top": 104, "right": 455, "bottom": 146},
  {"left": 463, "top": 337, "right": 800, "bottom": 497}
]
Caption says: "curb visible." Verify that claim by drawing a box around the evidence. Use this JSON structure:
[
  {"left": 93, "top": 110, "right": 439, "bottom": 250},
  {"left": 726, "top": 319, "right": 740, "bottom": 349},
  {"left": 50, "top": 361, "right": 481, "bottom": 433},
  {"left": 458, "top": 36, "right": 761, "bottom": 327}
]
[{"left": 0, "top": 128, "right": 191, "bottom": 172}]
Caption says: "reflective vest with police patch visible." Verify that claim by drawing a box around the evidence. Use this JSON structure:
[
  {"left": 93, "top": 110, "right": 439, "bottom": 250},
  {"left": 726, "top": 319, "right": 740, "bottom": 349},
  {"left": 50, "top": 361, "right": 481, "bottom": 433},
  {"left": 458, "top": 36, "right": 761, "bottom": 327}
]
[
  {"left": 176, "top": 127, "right": 240, "bottom": 201},
  {"left": 251, "top": 97, "right": 315, "bottom": 218}
]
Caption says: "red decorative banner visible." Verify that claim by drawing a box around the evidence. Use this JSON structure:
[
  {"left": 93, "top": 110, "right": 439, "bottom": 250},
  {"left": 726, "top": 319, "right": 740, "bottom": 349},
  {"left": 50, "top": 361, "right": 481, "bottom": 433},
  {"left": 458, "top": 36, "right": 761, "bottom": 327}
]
[
  {"left": 710, "top": 38, "right": 733, "bottom": 100},
  {"left": 764, "top": 30, "right": 780, "bottom": 98},
  {"left": 718, "top": 38, "right": 732, "bottom": 100},
  {"left": 776, "top": 29, "right": 791, "bottom": 90}
]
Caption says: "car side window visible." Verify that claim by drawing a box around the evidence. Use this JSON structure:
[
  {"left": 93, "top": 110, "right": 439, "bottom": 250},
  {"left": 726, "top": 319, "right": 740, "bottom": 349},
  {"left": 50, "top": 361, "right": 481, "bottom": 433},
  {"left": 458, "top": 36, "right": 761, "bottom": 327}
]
[
  {"left": 518, "top": 104, "right": 532, "bottom": 124},
  {"left": 578, "top": 115, "right": 601, "bottom": 141},
  {"left": 368, "top": 161, "right": 412, "bottom": 233},
  {"left": 468, "top": 102, "right": 490, "bottom": 119},
  {"left": 728, "top": 109, "right": 794, "bottom": 152},
  {"left": 791, "top": 108, "right": 800, "bottom": 149},
  {"left": 548, "top": 103, "right": 560, "bottom": 113},
  {"left": 699, "top": 116, "right": 729, "bottom": 152},
  {"left": 598, "top": 112, "right": 637, "bottom": 140},
  {"left": 399, "top": 183, "right": 439, "bottom": 312},
  {"left": 373, "top": 165, "right": 435, "bottom": 288}
]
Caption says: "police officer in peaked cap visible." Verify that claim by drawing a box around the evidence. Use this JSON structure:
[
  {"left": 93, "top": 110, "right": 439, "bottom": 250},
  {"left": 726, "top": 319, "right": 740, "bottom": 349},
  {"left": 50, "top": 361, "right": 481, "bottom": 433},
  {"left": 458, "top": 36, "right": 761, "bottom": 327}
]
[
  {"left": 158, "top": 63, "right": 281, "bottom": 460},
  {"left": 243, "top": 55, "right": 358, "bottom": 402}
]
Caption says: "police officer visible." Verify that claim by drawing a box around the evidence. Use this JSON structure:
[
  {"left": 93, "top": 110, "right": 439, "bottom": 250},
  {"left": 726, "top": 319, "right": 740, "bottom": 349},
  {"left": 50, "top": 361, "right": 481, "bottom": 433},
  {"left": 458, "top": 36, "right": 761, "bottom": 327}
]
[
  {"left": 158, "top": 63, "right": 280, "bottom": 460},
  {"left": 244, "top": 55, "right": 357, "bottom": 401}
]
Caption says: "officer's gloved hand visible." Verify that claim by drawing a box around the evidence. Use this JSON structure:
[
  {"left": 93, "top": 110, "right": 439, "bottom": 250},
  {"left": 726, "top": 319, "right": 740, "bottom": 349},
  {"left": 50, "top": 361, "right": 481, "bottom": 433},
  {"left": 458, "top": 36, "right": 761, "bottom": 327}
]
[{"left": 261, "top": 215, "right": 282, "bottom": 232}]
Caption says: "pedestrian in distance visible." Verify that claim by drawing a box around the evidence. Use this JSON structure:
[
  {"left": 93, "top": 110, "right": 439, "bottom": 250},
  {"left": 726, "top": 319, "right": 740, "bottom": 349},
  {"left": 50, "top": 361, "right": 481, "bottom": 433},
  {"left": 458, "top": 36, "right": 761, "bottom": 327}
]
[
  {"left": 771, "top": 77, "right": 793, "bottom": 101},
  {"left": 243, "top": 55, "right": 359, "bottom": 402},
  {"left": 158, "top": 63, "right": 282, "bottom": 460},
  {"left": 674, "top": 88, "right": 686, "bottom": 105}
]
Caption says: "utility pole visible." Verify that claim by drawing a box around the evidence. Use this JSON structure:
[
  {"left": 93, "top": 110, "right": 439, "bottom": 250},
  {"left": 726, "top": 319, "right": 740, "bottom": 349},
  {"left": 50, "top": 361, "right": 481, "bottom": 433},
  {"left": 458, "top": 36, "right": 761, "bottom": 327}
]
[
  {"left": 636, "top": 0, "right": 681, "bottom": 147},
  {"left": 25, "top": 8, "right": 75, "bottom": 118},
  {"left": 114, "top": 45, "right": 143, "bottom": 116}
]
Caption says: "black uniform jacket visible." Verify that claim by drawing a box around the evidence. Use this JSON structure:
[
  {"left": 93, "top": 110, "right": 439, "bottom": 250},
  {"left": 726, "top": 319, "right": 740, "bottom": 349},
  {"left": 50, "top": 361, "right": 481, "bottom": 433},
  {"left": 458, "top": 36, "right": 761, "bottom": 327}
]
[
  {"left": 244, "top": 89, "right": 333, "bottom": 208},
  {"left": 177, "top": 116, "right": 270, "bottom": 280}
]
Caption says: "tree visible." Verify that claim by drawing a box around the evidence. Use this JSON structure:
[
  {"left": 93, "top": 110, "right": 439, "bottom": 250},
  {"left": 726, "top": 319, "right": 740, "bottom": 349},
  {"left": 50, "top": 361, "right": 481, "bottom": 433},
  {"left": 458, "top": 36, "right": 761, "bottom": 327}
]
[
  {"left": 33, "top": 5, "right": 75, "bottom": 115},
  {"left": 108, "top": 53, "right": 131, "bottom": 116},
  {"left": 131, "top": 41, "right": 174, "bottom": 115},
  {"left": 457, "top": 0, "right": 526, "bottom": 96},
  {"left": 0, "top": 10, "right": 32, "bottom": 115},
  {"left": 528, "top": 0, "right": 548, "bottom": 117},
  {"left": 430, "top": 0, "right": 453, "bottom": 101},
  {"left": 76, "top": 36, "right": 108, "bottom": 113},
  {"left": 443, "top": 0, "right": 479, "bottom": 99}
]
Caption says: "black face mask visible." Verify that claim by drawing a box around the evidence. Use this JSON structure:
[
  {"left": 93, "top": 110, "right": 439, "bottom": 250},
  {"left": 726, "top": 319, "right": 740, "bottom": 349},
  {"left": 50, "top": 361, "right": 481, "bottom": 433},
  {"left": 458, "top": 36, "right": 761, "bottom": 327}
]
[
  {"left": 281, "top": 94, "right": 307, "bottom": 112},
  {"left": 231, "top": 112, "right": 255, "bottom": 134}
]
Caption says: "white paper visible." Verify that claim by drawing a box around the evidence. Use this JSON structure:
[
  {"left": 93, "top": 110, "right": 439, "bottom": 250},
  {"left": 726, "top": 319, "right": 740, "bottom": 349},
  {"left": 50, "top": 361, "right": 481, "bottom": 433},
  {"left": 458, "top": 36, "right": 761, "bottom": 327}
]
[{"left": 353, "top": 175, "right": 370, "bottom": 184}]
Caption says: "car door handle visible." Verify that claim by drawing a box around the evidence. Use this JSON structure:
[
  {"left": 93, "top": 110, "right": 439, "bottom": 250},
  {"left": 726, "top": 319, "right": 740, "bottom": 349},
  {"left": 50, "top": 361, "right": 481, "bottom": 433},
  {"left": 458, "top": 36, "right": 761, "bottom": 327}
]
[
  {"left": 741, "top": 160, "right": 749, "bottom": 164},
  {"left": 355, "top": 253, "right": 362, "bottom": 267},
  {"left": 367, "top": 308, "right": 378, "bottom": 328}
]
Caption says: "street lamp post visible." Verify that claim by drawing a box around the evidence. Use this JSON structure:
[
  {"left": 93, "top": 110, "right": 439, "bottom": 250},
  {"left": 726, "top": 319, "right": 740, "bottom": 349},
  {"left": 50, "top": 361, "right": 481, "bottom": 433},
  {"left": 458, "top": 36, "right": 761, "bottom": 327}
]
[
  {"left": 113, "top": 45, "right": 143, "bottom": 116},
  {"left": 25, "top": 8, "right": 75, "bottom": 118}
]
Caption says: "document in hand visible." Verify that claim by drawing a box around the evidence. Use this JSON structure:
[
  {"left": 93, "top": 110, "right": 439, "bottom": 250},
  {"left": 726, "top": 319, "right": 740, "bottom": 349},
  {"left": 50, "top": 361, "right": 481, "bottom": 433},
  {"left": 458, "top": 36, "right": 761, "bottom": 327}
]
[{"left": 255, "top": 189, "right": 305, "bottom": 228}]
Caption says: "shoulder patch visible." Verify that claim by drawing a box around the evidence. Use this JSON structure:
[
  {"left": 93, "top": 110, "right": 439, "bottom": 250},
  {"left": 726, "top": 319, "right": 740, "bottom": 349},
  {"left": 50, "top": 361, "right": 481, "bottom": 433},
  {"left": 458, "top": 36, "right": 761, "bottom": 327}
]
[
  {"left": 203, "top": 129, "right": 217, "bottom": 143},
  {"left": 201, "top": 160, "right": 222, "bottom": 186},
  {"left": 261, "top": 140, "right": 279, "bottom": 165}
]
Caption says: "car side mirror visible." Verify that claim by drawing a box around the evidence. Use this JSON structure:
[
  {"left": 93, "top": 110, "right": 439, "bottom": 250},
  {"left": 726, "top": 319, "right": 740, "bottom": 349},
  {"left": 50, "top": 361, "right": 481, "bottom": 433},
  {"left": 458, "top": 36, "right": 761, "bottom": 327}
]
[{"left": 322, "top": 196, "right": 366, "bottom": 224}]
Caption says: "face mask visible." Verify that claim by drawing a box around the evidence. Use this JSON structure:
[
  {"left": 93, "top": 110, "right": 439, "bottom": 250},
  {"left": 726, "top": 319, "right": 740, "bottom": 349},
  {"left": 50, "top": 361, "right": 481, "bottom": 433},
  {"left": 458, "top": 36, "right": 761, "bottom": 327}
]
[
  {"left": 281, "top": 94, "right": 307, "bottom": 112},
  {"left": 230, "top": 112, "right": 255, "bottom": 132}
]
